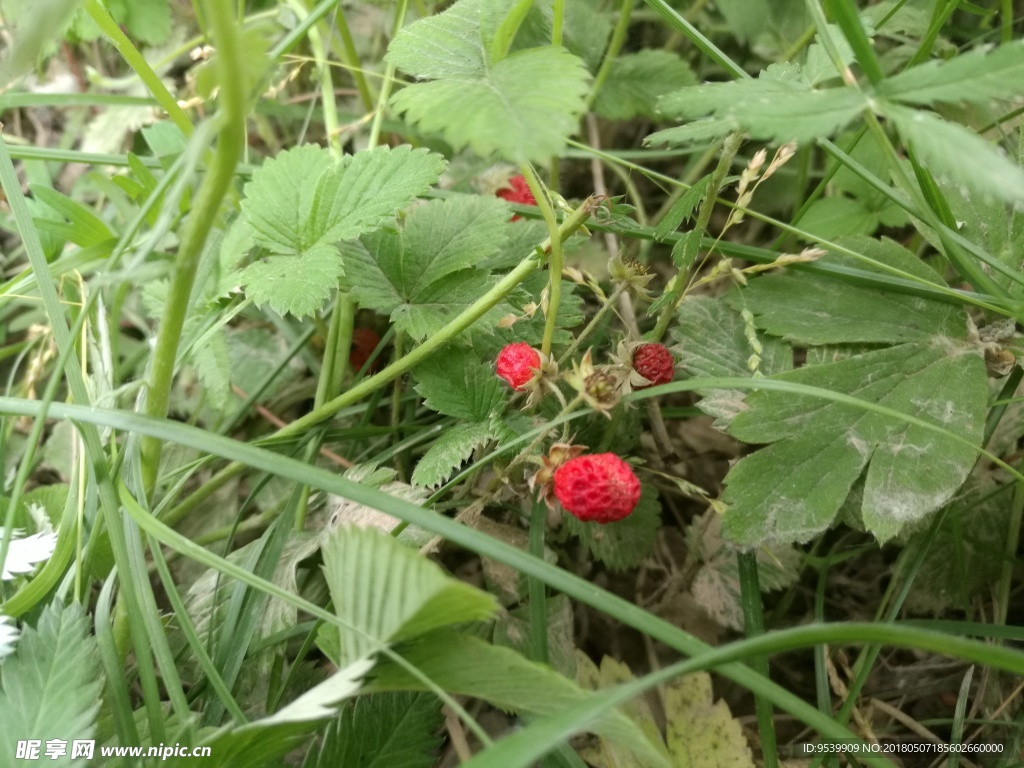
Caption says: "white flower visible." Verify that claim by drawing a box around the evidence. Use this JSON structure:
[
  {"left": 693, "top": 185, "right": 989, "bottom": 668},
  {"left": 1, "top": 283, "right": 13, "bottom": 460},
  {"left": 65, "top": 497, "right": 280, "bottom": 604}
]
[
  {"left": 0, "top": 614, "right": 18, "bottom": 663},
  {"left": 0, "top": 529, "right": 58, "bottom": 580}
]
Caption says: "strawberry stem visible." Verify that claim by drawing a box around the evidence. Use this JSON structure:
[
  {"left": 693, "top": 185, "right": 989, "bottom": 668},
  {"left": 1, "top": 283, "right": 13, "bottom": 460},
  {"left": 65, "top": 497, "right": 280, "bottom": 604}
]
[{"left": 519, "top": 164, "right": 563, "bottom": 358}]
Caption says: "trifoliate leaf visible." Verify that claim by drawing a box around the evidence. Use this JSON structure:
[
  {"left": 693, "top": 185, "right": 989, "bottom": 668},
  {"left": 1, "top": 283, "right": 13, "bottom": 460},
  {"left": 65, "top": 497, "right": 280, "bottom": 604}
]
[
  {"left": 664, "top": 672, "right": 754, "bottom": 767},
  {"left": 412, "top": 421, "right": 495, "bottom": 488},
  {"left": 721, "top": 264, "right": 987, "bottom": 545},
  {"left": 322, "top": 526, "right": 498, "bottom": 666},
  {"left": 413, "top": 348, "right": 504, "bottom": 422},
  {"left": 0, "top": 528, "right": 58, "bottom": 580},
  {"left": 876, "top": 41, "right": 1024, "bottom": 106},
  {"left": 561, "top": 484, "right": 661, "bottom": 571},
  {"left": 310, "top": 692, "right": 445, "bottom": 768},
  {"left": 238, "top": 245, "right": 344, "bottom": 318},
  {"left": 673, "top": 295, "right": 792, "bottom": 426},
  {"left": 659, "top": 64, "right": 867, "bottom": 144},
  {"left": 387, "top": 0, "right": 590, "bottom": 163},
  {"left": 886, "top": 105, "right": 1024, "bottom": 203},
  {"left": 368, "top": 631, "right": 669, "bottom": 768},
  {"left": 593, "top": 50, "right": 696, "bottom": 121},
  {"left": 238, "top": 144, "right": 445, "bottom": 317},
  {"left": 0, "top": 602, "right": 102, "bottom": 765}
]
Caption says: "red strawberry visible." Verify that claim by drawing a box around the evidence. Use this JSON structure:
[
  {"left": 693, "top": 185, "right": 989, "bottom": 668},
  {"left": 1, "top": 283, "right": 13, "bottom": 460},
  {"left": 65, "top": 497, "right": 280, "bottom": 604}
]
[
  {"left": 495, "top": 175, "right": 537, "bottom": 220},
  {"left": 349, "top": 327, "right": 381, "bottom": 372},
  {"left": 553, "top": 453, "right": 641, "bottom": 524},
  {"left": 496, "top": 342, "right": 541, "bottom": 391},
  {"left": 632, "top": 343, "right": 675, "bottom": 389}
]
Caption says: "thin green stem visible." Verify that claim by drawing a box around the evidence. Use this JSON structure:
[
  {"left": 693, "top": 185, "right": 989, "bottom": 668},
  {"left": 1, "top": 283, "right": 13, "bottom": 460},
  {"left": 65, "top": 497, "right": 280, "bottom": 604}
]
[
  {"left": 557, "top": 284, "right": 625, "bottom": 365},
  {"left": 520, "top": 164, "right": 563, "bottom": 358},
  {"left": 141, "top": 0, "right": 247, "bottom": 496},
  {"left": 551, "top": 0, "right": 565, "bottom": 46},
  {"left": 331, "top": 4, "right": 376, "bottom": 112},
  {"left": 529, "top": 498, "right": 549, "bottom": 665},
  {"left": 82, "top": 0, "right": 194, "bottom": 138},
  {"left": 737, "top": 552, "right": 778, "bottom": 768}
]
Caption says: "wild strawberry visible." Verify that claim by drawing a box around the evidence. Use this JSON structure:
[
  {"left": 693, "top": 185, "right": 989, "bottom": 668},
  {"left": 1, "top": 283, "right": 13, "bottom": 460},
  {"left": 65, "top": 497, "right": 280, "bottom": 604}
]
[
  {"left": 553, "top": 453, "right": 641, "bottom": 524},
  {"left": 496, "top": 342, "right": 541, "bottom": 391},
  {"left": 631, "top": 343, "right": 675, "bottom": 389},
  {"left": 349, "top": 327, "right": 381, "bottom": 372},
  {"left": 495, "top": 175, "right": 537, "bottom": 220}
]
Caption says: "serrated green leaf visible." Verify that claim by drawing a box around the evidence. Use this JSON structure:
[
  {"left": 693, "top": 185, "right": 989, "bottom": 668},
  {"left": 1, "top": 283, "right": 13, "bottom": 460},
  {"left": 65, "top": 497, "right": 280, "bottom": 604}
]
[
  {"left": 310, "top": 692, "right": 445, "bottom": 768},
  {"left": 735, "top": 236, "right": 961, "bottom": 345},
  {"left": 339, "top": 196, "right": 513, "bottom": 339},
  {"left": 391, "top": 47, "right": 590, "bottom": 163},
  {"left": 593, "top": 51, "right": 696, "bottom": 121},
  {"left": 368, "top": 631, "right": 669, "bottom": 768},
  {"left": 239, "top": 245, "right": 344, "bottom": 318},
  {"left": 0, "top": 602, "right": 102, "bottom": 766},
  {"left": 340, "top": 196, "right": 509, "bottom": 305},
  {"left": 561, "top": 485, "right": 661, "bottom": 571},
  {"left": 388, "top": 0, "right": 590, "bottom": 162},
  {"left": 322, "top": 526, "right": 498, "bottom": 666},
  {"left": 241, "top": 144, "right": 446, "bottom": 255},
  {"left": 876, "top": 41, "right": 1024, "bottom": 106},
  {"left": 886, "top": 104, "right": 1024, "bottom": 203},
  {"left": 669, "top": 229, "right": 701, "bottom": 269},
  {"left": 659, "top": 66, "right": 866, "bottom": 144},
  {"left": 413, "top": 348, "right": 504, "bottom": 422},
  {"left": 722, "top": 342, "right": 987, "bottom": 546},
  {"left": 672, "top": 295, "right": 792, "bottom": 426},
  {"left": 412, "top": 421, "right": 494, "bottom": 488},
  {"left": 664, "top": 672, "right": 754, "bottom": 767}
]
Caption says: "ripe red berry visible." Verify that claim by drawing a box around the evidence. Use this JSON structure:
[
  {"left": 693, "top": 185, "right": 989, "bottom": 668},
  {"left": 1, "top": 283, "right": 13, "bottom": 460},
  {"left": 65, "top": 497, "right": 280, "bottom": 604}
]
[
  {"left": 495, "top": 175, "right": 537, "bottom": 220},
  {"left": 349, "top": 327, "right": 381, "bottom": 372},
  {"left": 553, "top": 453, "right": 641, "bottom": 524},
  {"left": 632, "top": 343, "right": 675, "bottom": 389},
  {"left": 496, "top": 342, "right": 541, "bottom": 391}
]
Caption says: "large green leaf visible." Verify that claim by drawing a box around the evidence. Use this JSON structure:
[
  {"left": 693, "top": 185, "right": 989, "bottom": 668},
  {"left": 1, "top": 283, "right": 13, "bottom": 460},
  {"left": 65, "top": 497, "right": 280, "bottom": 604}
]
[
  {"left": 386, "top": 0, "right": 590, "bottom": 162},
  {"left": 718, "top": 240, "right": 988, "bottom": 546},
  {"left": 411, "top": 421, "right": 495, "bottom": 488},
  {"left": 368, "top": 631, "right": 669, "bottom": 768},
  {"left": 0, "top": 602, "right": 102, "bottom": 766},
  {"left": 322, "top": 526, "right": 498, "bottom": 666}
]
